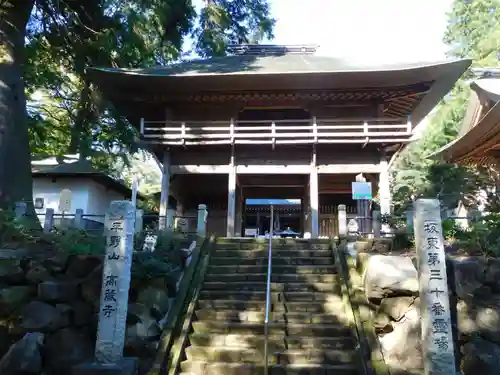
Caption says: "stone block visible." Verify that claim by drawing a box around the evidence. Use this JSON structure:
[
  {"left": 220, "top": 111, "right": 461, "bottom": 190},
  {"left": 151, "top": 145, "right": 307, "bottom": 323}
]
[
  {"left": 452, "top": 257, "right": 488, "bottom": 301},
  {"left": 0, "top": 333, "right": 44, "bottom": 374},
  {"left": 38, "top": 280, "right": 77, "bottom": 302},
  {"left": 378, "top": 296, "right": 418, "bottom": 321},
  {"left": 363, "top": 255, "right": 418, "bottom": 301},
  {"left": 0, "top": 259, "right": 24, "bottom": 283}
]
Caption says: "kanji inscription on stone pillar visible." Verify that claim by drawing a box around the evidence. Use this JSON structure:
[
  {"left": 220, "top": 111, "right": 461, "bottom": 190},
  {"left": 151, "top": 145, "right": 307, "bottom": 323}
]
[
  {"left": 95, "top": 201, "right": 135, "bottom": 364},
  {"left": 414, "top": 199, "right": 456, "bottom": 375}
]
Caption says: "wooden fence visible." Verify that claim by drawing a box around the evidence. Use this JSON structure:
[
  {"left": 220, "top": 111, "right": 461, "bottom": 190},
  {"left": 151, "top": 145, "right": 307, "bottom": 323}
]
[{"left": 14, "top": 203, "right": 202, "bottom": 235}]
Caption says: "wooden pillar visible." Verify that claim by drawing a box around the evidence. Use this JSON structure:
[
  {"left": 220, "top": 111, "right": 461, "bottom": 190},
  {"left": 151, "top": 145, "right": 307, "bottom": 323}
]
[
  {"left": 379, "top": 153, "right": 391, "bottom": 215},
  {"left": 159, "top": 150, "right": 171, "bottom": 230},
  {"left": 227, "top": 148, "right": 236, "bottom": 237},
  {"left": 310, "top": 146, "right": 319, "bottom": 238},
  {"left": 235, "top": 184, "right": 243, "bottom": 236},
  {"left": 379, "top": 153, "right": 391, "bottom": 234},
  {"left": 303, "top": 182, "right": 311, "bottom": 238},
  {"left": 338, "top": 204, "right": 347, "bottom": 237},
  {"left": 355, "top": 173, "right": 370, "bottom": 235}
]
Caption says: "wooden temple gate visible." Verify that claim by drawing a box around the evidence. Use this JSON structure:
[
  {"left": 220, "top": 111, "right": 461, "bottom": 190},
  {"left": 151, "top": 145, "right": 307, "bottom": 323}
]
[{"left": 87, "top": 44, "right": 470, "bottom": 237}]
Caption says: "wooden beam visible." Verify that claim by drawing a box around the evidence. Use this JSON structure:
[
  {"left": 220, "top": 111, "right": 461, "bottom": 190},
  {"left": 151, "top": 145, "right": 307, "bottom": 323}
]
[
  {"left": 169, "top": 164, "right": 382, "bottom": 174},
  {"left": 318, "top": 164, "right": 381, "bottom": 174},
  {"left": 159, "top": 151, "right": 171, "bottom": 230},
  {"left": 238, "top": 165, "right": 312, "bottom": 174},
  {"left": 241, "top": 184, "right": 304, "bottom": 188},
  {"left": 170, "top": 165, "right": 231, "bottom": 174}
]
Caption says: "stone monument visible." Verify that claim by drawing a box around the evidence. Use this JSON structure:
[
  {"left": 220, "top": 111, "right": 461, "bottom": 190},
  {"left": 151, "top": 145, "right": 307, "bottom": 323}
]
[
  {"left": 73, "top": 201, "right": 137, "bottom": 375},
  {"left": 414, "top": 199, "right": 456, "bottom": 375}
]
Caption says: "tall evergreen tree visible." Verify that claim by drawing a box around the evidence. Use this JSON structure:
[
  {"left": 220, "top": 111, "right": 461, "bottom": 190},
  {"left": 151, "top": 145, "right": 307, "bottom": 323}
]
[
  {"left": 0, "top": 0, "right": 275, "bottom": 212},
  {"left": 391, "top": 0, "right": 500, "bottom": 212}
]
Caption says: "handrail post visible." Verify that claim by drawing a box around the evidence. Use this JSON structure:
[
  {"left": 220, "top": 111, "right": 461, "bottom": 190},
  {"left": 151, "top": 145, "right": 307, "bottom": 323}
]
[
  {"left": 264, "top": 204, "right": 274, "bottom": 375},
  {"left": 271, "top": 121, "right": 276, "bottom": 150},
  {"left": 312, "top": 116, "right": 318, "bottom": 143}
]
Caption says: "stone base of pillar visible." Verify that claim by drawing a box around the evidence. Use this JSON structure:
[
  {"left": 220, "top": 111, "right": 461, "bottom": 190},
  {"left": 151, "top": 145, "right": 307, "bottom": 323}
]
[{"left": 72, "top": 358, "right": 138, "bottom": 375}]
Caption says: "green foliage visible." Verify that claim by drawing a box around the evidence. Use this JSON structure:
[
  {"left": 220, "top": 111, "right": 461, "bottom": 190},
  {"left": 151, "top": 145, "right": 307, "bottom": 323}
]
[
  {"left": 134, "top": 231, "right": 191, "bottom": 281},
  {"left": 194, "top": 0, "right": 275, "bottom": 57},
  {"left": 444, "top": 0, "right": 500, "bottom": 66},
  {"left": 391, "top": 0, "right": 500, "bottom": 213},
  {"left": 48, "top": 227, "right": 106, "bottom": 255},
  {"left": 380, "top": 213, "right": 406, "bottom": 230},
  {"left": 132, "top": 251, "right": 180, "bottom": 282},
  {"left": 0, "top": 209, "right": 37, "bottom": 246},
  {"left": 441, "top": 218, "right": 462, "bottom": 240},
  {"left": 452, "top": 214, "right": 500, "bottom": 257},
  {"left": 392, "top": 232, "right": 413, "bottom": 251},
  {"left": 0, "top": 208, "right": 189, "bottom": 280},
  {"left": 21, "top": 0, "right": 275, "bottom": 178}
]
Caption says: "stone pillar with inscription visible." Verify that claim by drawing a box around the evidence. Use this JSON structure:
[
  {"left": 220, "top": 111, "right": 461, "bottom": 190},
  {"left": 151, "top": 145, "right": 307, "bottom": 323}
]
[
  {"left": 414, "top": 199, "right": 456, "bottom": 375},
  {"left": 72, "top": 201, "right": 137, "bottom": 375}
]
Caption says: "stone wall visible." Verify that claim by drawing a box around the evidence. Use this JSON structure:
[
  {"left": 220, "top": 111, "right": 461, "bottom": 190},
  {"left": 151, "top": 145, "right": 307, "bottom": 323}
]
[
  {"left": 356, "top": 239, "right": 500, "bottom": 375},
  {"left": 0, "top": 248, "right": 186, "bottom": 375}
]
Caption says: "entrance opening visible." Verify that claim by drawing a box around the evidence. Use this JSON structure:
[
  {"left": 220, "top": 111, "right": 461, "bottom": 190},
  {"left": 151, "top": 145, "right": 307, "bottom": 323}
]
[{"left": 244, "top": 198, "right": 302, "bottom": 237}]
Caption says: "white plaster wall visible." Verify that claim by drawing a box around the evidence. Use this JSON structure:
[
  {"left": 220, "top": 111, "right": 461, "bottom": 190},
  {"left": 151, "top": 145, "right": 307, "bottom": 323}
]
[
  {"left": 33, "top": 177, "right": 129, "bottom": 224},
  {"left": 85, "top": 180, "right": 129, "bottom": 223},
  {"left": 33, "top": 177, "right": 90, "bottom": 216}
]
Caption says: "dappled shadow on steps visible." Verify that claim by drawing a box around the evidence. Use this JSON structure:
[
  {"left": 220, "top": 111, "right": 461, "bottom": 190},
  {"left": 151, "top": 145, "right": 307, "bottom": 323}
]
[{"left": 176, "top": 237, "right": 365, "bottom": 375}]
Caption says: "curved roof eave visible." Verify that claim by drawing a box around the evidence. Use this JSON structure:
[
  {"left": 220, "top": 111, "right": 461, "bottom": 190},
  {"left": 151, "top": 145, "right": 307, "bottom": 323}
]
[
  {"left": 471, "top": 78, "right": 500, "bottom": 102},
  {"left": 87, "top": 56, "right": 470, "bottom": 78},
  {"left": 430, "top": 101, "right": 500, "bottom": 163},
  {"left": 87, "top": 57, "right": 471, "bottom": 127}
]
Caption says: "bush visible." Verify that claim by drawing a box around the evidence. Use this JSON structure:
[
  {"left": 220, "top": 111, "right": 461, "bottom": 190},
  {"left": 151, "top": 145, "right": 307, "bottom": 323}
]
[
  {"left": 392, "top": 231, "right": 413, "bottom": 250},
  {"left": 0, "top": 209, "right": 187, "bottom": 281},
  {"left": 441, "top": 218, "right": 464, "bottom": 241},
  {"left": 454, "top": 214, "right": 500, "bottom": 257}
]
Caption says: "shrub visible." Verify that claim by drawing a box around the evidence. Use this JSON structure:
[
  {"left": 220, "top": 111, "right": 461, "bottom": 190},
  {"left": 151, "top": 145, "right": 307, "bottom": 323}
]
[
  {"left": 454, "top": 214, "right": 500, "bottom": 257},
  {"left": 0, "top": 209, "right": 186, "bottom": 281}
]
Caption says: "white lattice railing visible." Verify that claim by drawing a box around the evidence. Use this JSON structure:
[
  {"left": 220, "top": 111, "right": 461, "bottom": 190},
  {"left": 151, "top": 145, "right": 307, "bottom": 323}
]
[{"left": 140, "top": 117, "right": 412, "bottom": 145}]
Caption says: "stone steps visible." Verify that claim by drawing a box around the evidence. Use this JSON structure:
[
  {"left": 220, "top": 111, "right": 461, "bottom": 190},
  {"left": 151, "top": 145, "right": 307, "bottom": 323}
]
[
  {"left": 214, "top": 240, "right": 330, "bottom": 251},
  {"left": 188, "top": 332, "right": 356, "bottom": 350},
  {"left": 198, "top": 290, "right": 335, "bottom": 302},
  {"left": 180, "top": 362, "right": 358, "bottom": 375},
  {"left": 213, "top": 249, "right": 333, "bottom": 258},
  {"left": 202, "top": 281, "right": 341, "bottom": 293},
  {"left": 185, "top": 346, "right": 355, "bottom": 365},
  {"left": 191, "top": 321, "right": 351, "bottom": 336},
  {"left": 203, "top": 272, "right": 339, "bottom": 283},
  {"left": 209, "top": 256, "right": 334, "bottom": 266},
  {"left": 177, "top": 238, "right": 360, "bottom": 375},
  {"left": 196, "top": 299, "right": 341, "bottom": 313},
  {"left": 195, "top": 309, "right": 344, "bottom": 324},
  {"left": 206, "top": 264, "right": 338, "bottom": 274}
]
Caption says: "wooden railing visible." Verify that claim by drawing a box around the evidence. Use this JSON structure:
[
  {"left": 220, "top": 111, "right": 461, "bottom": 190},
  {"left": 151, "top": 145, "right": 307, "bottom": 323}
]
[{"left": 140, "top": 117, "right": 412, "bottom": 145}]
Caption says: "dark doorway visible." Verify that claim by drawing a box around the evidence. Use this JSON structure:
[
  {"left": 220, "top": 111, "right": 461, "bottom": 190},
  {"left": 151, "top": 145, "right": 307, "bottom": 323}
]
[{"left": 243, "top": 199, "right": 302, "bottom": 237}]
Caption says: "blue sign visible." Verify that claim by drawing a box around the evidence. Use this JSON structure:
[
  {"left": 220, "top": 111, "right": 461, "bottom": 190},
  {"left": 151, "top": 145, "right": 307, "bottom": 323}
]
[
  {"left": 352, "top": 182, "right": 372, "bottom": 200},
  {"left": 245, "top": 199, "right": 301, "bottom": 206}
]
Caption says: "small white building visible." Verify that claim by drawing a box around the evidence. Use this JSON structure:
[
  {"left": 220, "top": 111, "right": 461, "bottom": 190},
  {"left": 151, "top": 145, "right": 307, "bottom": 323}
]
[{"left": 32, "top": 157, "right": 137, "bottom": 228}]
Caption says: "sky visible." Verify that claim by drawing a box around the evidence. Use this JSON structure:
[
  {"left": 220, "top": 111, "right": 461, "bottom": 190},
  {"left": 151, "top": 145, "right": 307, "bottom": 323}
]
[
  {"left": 193, "top": 0, "right": 454, "bottom": 64},
  {"left": 266, "top": 0, "right": 453, "bottom": 64}
]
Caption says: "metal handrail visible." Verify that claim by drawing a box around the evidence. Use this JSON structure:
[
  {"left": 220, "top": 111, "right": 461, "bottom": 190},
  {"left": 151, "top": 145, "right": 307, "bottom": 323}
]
[{"left": 263, "top": 205, "right": 274, "bottom": 375}]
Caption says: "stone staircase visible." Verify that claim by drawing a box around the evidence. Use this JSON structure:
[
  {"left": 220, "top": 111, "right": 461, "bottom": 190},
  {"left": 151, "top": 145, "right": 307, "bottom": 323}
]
[{"left": 178, "top": 238, "right": 362, "bottom": 375}]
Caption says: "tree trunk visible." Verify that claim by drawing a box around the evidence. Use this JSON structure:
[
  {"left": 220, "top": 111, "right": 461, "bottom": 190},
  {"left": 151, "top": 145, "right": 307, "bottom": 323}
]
[
  {"left": 0, "top": 0, "right": 36, "bottom": 212},
  {"left": 68, "top": 79, "right": 92, "bottom": 160}
]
